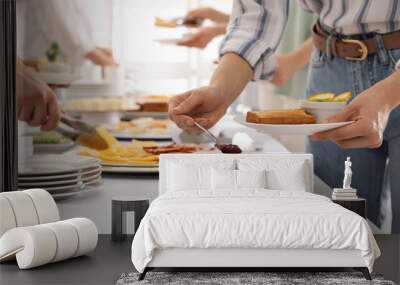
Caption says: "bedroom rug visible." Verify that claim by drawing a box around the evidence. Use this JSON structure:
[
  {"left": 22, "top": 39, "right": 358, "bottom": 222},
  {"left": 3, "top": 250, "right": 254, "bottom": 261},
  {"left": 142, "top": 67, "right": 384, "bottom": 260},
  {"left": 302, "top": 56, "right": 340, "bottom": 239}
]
[{"left": 116, "top": 272, "right": 396, "bottom": 285}]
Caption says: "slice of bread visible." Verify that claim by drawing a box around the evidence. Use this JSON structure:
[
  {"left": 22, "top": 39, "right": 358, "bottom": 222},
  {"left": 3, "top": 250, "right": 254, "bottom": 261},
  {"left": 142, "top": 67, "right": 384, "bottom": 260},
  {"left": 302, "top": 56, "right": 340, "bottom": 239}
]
[{"left": 246, "top": 109, "right": 316, "bottom": 124}]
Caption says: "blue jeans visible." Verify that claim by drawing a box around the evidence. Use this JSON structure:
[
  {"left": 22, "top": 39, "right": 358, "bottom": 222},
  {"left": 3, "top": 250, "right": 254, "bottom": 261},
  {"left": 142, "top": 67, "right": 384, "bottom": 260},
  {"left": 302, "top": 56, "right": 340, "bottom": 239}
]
[{"left": 306, "top": 38, "right": 400, "bottom": 233}]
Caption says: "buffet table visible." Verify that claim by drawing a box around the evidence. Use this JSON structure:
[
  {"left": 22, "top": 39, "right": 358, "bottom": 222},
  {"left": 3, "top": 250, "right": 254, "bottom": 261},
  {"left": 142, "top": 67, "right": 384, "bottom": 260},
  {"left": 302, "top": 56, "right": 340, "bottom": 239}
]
[{"left": 56, "top": 120, "right": 332, "bottom": 234}]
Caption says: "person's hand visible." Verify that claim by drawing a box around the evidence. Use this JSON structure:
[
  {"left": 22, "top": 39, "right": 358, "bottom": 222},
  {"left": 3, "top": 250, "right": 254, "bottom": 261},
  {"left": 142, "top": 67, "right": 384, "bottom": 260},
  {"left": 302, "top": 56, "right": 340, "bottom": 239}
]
[
  {"left": 86, "top": 47, "right": 117, "bottom": 67},
  {"left": 311, "top": 82, "right": 397, "bottom": 149},
  {"left": 177, "top": 25, "right": 225, "bottom": 49},
  {"left": 185, "top": 7, "right": 229, "bottom": 24},
  {"left": 169, "top": 86, "right": 229, "bottom": 133},
  {"left": 16, "top": 68, "right": 61, "bottom": 131},
  {"left": 270, "top": 54, "right": 297, "bottom": 86}
]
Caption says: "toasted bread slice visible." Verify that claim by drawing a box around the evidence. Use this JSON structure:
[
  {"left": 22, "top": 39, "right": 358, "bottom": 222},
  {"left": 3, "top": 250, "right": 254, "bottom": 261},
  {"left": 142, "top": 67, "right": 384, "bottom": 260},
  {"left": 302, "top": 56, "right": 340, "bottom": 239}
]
[{"left": 246, "top": 109, "right": 316, "bottom": 124}]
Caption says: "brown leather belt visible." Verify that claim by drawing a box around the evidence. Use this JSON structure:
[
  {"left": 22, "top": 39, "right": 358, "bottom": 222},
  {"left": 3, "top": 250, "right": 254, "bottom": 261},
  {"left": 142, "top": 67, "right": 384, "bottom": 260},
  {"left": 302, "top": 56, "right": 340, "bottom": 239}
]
[{"left": 312, "top": 23, "right": 400, "bottom": 61}]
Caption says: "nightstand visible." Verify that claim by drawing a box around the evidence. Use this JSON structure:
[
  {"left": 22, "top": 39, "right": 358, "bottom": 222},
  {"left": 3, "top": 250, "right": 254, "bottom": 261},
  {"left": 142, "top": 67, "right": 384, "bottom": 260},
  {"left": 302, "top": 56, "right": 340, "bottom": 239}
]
[
  {"left": 111, "top": 196, "right": 150, "bottom": 242},
  {"left": 332, "top": 198, "right": 366, "bottom": 218}
]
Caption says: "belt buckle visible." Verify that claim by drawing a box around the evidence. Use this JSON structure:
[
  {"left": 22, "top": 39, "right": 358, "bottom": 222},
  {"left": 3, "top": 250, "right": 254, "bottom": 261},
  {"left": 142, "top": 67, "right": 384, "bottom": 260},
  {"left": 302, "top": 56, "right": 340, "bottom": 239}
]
[{"left": 342, "top": 39, "right": 368, "bottom": 61}]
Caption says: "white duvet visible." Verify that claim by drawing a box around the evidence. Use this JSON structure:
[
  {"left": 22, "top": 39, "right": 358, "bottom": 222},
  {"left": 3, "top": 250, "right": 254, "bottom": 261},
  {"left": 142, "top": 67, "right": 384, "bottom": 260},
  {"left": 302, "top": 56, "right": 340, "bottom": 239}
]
[{"left": 131, "top": 190, "right": 380, "bottom": 273}]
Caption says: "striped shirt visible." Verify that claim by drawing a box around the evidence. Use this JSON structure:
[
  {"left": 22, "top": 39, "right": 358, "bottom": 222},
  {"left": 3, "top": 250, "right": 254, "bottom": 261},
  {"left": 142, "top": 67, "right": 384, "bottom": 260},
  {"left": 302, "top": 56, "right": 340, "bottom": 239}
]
[{"left": 220, "top": 0, "right": 400, "bottom": 80}]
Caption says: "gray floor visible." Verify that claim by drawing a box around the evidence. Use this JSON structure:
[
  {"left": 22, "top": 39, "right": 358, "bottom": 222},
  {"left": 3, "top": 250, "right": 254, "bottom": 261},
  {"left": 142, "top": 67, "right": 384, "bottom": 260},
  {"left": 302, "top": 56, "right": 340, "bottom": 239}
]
[
  {"left": 0, "top": 235, "right": 398, "bottom": 285},
  {"left": 0, "top": 235, "right": 134, "bottom": 285}
]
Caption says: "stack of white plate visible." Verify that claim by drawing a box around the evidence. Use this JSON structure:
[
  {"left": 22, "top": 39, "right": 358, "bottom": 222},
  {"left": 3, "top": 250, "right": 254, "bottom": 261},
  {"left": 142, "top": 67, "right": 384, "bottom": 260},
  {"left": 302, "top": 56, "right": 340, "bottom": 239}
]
[
  {"left": 64, "top": 81, "right": 115, "bottom": 98},
  {"left": 18, "top": 154, "right": 102, "bottom": 200}
]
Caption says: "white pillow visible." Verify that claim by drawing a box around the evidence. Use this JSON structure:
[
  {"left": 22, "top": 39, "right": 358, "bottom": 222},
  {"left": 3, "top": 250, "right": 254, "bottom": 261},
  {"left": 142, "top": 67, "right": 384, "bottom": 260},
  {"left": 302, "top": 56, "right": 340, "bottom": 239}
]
[
  {"left": 238, "top": 159, "right": 308, "bottom": 191},
  {"left": 211, "top": 169, "right": 267, "bottom": 191},
  {"left": 236, "top": 169, "right": 267, "bottom": 189},
  {"left": 211, "top": 168, "right": 236, "bottom": 190},
  {"left": 166, "top": 160, "right": 235, "bottom": 192}
]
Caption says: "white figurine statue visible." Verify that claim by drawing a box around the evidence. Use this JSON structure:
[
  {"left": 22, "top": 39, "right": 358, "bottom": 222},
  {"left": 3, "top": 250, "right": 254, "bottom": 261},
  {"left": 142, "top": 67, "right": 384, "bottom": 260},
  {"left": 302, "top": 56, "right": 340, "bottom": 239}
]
[{"left": 343, "top": 157, "right": 352, "bottom": 189}]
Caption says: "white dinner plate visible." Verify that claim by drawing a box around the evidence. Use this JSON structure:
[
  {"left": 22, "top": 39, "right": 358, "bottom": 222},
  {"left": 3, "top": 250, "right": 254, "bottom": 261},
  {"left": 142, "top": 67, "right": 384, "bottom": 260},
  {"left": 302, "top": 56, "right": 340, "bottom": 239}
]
[
  {"left": 18, "top": 170, "right": 101, "bottom": 187},
  {"left": 101, "top": 161, "right": 158, "bottom": 168},
  {"left": 18, "top": 177, "right": 80, "bottom": 187},
  {"left": 37, "top": 72, "right": 81, "bottom": 86},
  {"left": 69, "top": 81, "right": 110, "bottom": 89},
  {"left": 110, "top": 131, "right": 172, "bottom": 141},
  {"left": 234, "top": 115, "right": 353, "bottom": 135},
  {"left": 101, "top": 165, "right": 159, "bottom": 174},
  {"left": 122, "top": 111, "right": 169, "bottom": 119},
  {"left": 33, "top": 143, "right": 76, "bottom": 154},
  {"left": 19, "top": 175, "right": 102, "bottom": 193},
  {"left": 18, "top": 155, "right": 100, "bottom": 176},
  {"left": 84, "top": 176, "right": 102, "bottom": 185},
  {"left": 18, "top": 165, "right": 101, "bottom": 181},
  {"left": 19, "top": 182, "right": 83, "bottom": 192}
]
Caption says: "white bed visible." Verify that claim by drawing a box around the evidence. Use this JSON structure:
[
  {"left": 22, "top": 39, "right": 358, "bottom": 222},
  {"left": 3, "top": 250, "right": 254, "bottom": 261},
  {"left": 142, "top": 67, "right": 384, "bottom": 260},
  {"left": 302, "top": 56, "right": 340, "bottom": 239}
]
[{"left": 131, "top": 154, "right": 380, "bottom": 280}]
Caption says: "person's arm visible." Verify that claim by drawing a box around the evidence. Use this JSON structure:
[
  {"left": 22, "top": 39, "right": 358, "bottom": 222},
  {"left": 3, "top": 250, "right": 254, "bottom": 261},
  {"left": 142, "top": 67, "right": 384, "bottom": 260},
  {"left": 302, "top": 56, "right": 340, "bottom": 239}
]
[
  {"left": 184, "top": 7, "right": 230, "bottom": 24},
  {"left": 271, "top": 37, "right": 313, "bottom": 86},
  {"left": 177, "top": 24, "right": 227, "bottom": 49},
  {"left": 86, "top": 47, "right": 117, "bottom": 67},
  {"left": 169, "top": 0, "right": 289, "bottom": 132},
  {"left": 169, "top": 53, "right": 252, "bottom": 132},
  {"left": 311, "top": 70, "right": 400, "bottom": 148},
  {"left": 16, "top": 60, "right": 60, "bottom": 130}
]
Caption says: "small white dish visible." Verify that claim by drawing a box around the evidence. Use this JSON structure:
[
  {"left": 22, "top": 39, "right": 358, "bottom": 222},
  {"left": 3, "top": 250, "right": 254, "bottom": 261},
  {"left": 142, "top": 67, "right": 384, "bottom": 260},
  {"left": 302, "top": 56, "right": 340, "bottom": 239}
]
[
  {"left": 69, "top": 81, "right": 110, "bottom": 89},
  {"left": 37, "top": 72, "right": 81, "bottom": 86},
  {"left": 234, "top": 115, "right": 353, "bottom": 135},
  {"left": 33, "top": 142, "right": 76, "bottom": 154},
  {"left": 154, "top": 33, "right": 193, "bottom": 45},
  {"left": 80, "top": 111, "right": 121, "bottom": 126},
  {"left": 38, "top": 62, "right": 72, "bottom": 73},
  {"left": 300, "top": 100, "right": 346, "bottom": 122}
]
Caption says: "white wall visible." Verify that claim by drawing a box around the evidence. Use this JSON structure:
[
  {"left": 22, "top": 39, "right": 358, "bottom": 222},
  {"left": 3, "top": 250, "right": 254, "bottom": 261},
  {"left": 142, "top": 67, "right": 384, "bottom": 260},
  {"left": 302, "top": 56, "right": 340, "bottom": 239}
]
[{"left": 78, "top": 0, "right": 113, "bottom": 47}]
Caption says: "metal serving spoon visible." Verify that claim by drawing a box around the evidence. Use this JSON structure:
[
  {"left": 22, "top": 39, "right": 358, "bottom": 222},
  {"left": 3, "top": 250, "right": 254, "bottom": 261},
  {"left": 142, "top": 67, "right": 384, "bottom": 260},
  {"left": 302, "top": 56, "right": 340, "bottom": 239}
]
[
  {"left": 193, "top": 121, "right": 242, "bottom": 154},
  {"left": 193, "top": 121, "right": 218, "bottom": 143}
]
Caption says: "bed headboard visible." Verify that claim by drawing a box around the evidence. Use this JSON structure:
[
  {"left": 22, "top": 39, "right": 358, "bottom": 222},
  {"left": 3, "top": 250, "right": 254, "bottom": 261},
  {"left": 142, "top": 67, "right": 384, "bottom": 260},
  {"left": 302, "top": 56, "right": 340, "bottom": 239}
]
[{"left": 159, "top": 153, "right": 314, "bottom": 195}]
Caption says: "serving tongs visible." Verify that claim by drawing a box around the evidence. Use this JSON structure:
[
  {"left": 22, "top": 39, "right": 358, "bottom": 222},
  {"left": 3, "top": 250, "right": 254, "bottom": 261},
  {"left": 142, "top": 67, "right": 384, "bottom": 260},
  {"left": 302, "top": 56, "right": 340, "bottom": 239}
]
[
  {"left": 56, "top": 115, "right": 108, "bottom": 150},
  {"left": 173, "top": 17, "right": 204, "bottom": 27}
]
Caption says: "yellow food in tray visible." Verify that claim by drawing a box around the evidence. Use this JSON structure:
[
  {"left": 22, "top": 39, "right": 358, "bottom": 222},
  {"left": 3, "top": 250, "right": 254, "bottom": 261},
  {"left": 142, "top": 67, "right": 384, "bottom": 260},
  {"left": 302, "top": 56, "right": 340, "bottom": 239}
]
[
  {"left": 64, "top": 97, "right": 139, "bottom": 112},
  {"left": 78, "top": 128, "right": 159, "bottom": 166},
  {"left": 112, "top": 118, "right": 171, "bottom": 135},
  {"left": 307, "top": 92, "right": 352, "bottom": 103}
]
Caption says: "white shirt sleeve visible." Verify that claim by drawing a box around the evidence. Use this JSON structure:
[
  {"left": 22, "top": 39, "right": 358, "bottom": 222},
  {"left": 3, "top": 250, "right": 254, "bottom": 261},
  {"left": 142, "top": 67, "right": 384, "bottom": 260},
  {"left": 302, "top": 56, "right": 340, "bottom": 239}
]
[
  {"left": 30, "top": 0, "right": 95, "bottom": 66},
  {"left": 219, "top": 0, "right": 289, "bottom": 80}
]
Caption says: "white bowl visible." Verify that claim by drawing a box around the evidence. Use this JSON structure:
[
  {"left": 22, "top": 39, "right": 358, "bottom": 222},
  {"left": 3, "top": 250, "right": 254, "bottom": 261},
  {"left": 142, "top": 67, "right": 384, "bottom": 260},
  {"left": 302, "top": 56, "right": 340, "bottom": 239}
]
[
  {"left": 81, "top": 111, "right": 121, "bottom": 126},
  {"left": 300, "top": 100, "right": 346, "bottom": 122},
  {"left": 38, "top": 62, "right": 72, "bottom": 73}
]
